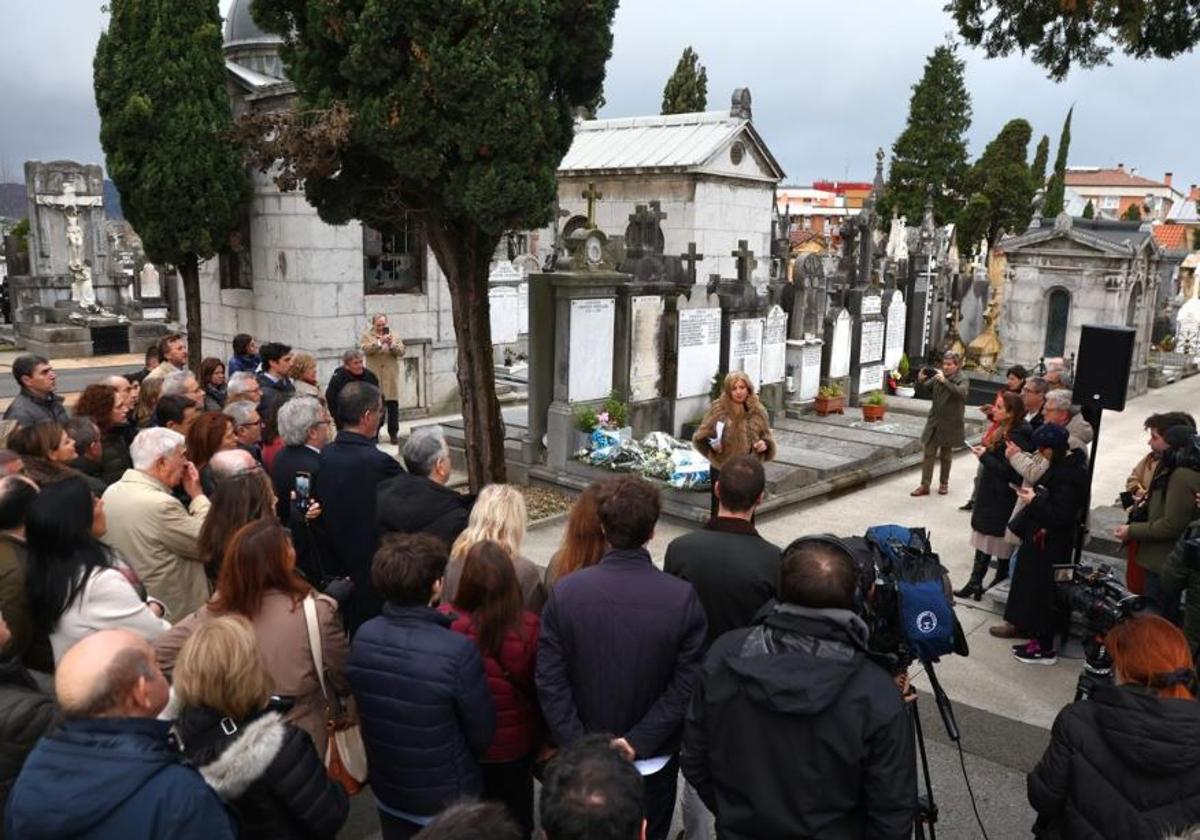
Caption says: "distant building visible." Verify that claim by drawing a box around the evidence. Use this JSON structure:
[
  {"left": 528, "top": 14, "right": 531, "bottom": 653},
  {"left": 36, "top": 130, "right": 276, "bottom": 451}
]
[
  {"left": 1063, "top": 166, "right": 1184, "bottom": 221},
  {"left": 775, "top": 180, "right": 872, "bottom": 249}
]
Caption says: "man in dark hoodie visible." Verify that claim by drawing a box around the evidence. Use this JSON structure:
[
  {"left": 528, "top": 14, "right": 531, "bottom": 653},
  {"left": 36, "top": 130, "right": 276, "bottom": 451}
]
[
  {"left": 5, "top": 629, "right": 235, "bottom": 840},
  {"left": 681, "top": 536, "right": 916, "bottom": 840},
  {"left": 378, "top": 426, "right": 474, "bottom": 547}
]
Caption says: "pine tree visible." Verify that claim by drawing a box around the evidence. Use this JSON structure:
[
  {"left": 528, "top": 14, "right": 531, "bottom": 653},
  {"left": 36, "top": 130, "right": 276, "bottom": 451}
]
[
  {"left": 1082, "top": 199, "right": 1095, "bottom": 219},
  {"left": 1122, "top": 204, "right": 1142, "bottom": 221},
  {"left": 1042, "top": 107, "right": 1073, "bottom": 217},
  {"left": 94, "top": 0, "right": 247, "bottom": 366},
  {"left": 246, "top": 0, "right": 619, "bottom": 488},
  {"left": 661, "top": 47, "right": 708, "bottom": 115},
  {"left": 878, "top": 43, "right": 973, "bottom": 226},
  {"left": 956, "top": 118, "right": 1033, "bottom": 251}
]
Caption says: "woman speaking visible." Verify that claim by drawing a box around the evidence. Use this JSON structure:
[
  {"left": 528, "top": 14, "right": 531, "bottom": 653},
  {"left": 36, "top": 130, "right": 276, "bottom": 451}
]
[{"left": 692, "top": 371, "right": 776, "bottom": 516}]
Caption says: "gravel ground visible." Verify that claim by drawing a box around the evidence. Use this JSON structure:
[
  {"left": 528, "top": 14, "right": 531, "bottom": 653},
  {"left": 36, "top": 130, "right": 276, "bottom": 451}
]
[{"left": 516, "top": 484, "right": 574, "bottom": 522}]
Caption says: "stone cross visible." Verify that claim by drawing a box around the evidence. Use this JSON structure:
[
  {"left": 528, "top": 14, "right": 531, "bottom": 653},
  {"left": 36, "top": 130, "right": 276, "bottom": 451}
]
[
  {"left": 680, "top": 243, "right": 704, "bottom": 285},
  {"left": 582, "top": 182, "right": 602, "bottom": 229},
  {"left": 731, "top": 240, "right": 757, "bottom": 286}
]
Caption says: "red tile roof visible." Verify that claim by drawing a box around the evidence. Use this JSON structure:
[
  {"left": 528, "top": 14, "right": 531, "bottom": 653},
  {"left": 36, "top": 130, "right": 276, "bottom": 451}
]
[
  {"left": 1153, "top": 224, "right": 1190, "bottom": 251},
  {"left": 1065, "top": 168, "right": 1168, "bottom": 189}
]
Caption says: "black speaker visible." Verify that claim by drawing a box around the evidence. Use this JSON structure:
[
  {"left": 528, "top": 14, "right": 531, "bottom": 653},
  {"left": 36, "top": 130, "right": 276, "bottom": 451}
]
[{"left": 1072, "top": 325, "right": 1135, "bottom": 412}]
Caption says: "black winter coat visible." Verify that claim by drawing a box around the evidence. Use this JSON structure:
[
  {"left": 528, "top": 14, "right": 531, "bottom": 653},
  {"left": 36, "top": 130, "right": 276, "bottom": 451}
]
[
  {"left": 348, "top": 604, "right": 495, "bottom": 819},
  {"left": 271, "top": 444, "right": 327, "bottom": 585},
  {"left": 377, "top": 472, "right": 474, "bottom": 548},
  {"left": 324, "top": 368, "right": 379, "bottom": 428},
  {"left": 175, "top": 707, "right": 348, "bottom": 840},
  {"left": 0, "top": 657, "right": 56, "bottom": 823},
  {"left": 681, "top": 604, "right": 916, "bottom": 840},
  {"left": 1005, "top": 449, "right": 1088, "bottom": 637},
  {"left": 313, "top": 431, "right": 403, "bottom": 629},
  {"left": 971, "top": 422, "right": 1034, "bottom": 537},
  {"left": 256, "top": 373, "right": 296, "bottom": 422},
  {"left": 1029, "top": 684, "right": 1200, "bottom": 838},
  {"left": 536, "top": 547, "right": 707, "bottom": 758},
  {"left": 664, "top": 517, "right": 780, "bottom": 646}
]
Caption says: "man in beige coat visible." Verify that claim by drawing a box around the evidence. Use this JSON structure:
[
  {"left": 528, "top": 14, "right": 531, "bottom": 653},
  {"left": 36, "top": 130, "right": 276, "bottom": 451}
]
[
  {"left": 360, "top": 313, "right": 405, "bottom": 444},
  {"left": 101, "top": 427, "right": 211, "bottom": 621},
  {"left": 911, "top": 352, "right": 970, "bottom": 496}
]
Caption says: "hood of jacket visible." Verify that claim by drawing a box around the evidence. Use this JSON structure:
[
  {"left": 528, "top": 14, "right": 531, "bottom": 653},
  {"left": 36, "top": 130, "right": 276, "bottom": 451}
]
[
  {"left": 1091, "top": 685, "right": 1200, "bottom": 774},
  {"left": 721, "top": 603, "right": 872, "bottom": 716},
  {"left": 7, "top": 717, "right": 187, "bottom": 838},
  {"left": 174, "top": 707, "right": 285, "bottom": 801}
]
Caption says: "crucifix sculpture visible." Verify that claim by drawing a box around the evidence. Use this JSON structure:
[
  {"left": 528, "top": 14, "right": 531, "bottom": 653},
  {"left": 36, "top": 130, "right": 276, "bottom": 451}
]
[
  {"left": 680, "top": 242, "right": 704, "bottom": 285},
  {"left": 582, "top": 182, "right": 602, "bottom": 229},
  {"left": 731, "top": 240, "right": 757, "bottom": 286}
]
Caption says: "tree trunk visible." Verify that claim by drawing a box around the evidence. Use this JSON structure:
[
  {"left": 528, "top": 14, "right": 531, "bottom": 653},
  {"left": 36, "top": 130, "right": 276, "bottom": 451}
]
[
  {"left": 178, "top": 253, "right": 203, "bottom": 375},
  {"left": 426, "top": 222, "right": 506, "bottom": 491}
]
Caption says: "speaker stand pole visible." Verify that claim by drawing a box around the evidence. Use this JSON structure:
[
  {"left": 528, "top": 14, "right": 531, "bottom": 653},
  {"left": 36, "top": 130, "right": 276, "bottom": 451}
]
[{"left": 1073, "top": 394, "right": 1103, "bottom": 565}]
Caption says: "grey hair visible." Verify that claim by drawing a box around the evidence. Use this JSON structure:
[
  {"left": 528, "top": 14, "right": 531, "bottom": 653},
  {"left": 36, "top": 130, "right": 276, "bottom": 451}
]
[
  {"left": 130, "top": 427, "right": 185, "bottom": 471},
  {"left": 942, "top": 351, "right": 962, "bottom": 365},
  {"left": 1052, "top": 369, "right": 1073, "bottom": 388},
  {"left": 223, "top": 400, "right": 258, "bottom": 427},
  {"left": 341, "top": 348, "right": 365, "bottom": 364},
  {"left": 402, "top": 426, "right": 448, "bottom": 477},
  {"left": 65, "top": 417, "right": 100, "bottom": 451},
  {"left": 277, "top": 396, "right": 324, "bottom": 446},
  {"left": 209, "top": 448, "right": 258, "bottom": 480},
  {"left": 61, "top": 645, "right": 157, "bottom": 720},
  {"left": 1045, "top": 389, "right": 1074, "bottom": 413},
  {"left": 1025, "top": 376, "right": 1049, "bottom": 395},
  {"left": 160, "top": 370, "right": 194, "bottom": 397},
  {"left": 226, "top": 371, "right": 258, "bottom": 398}
]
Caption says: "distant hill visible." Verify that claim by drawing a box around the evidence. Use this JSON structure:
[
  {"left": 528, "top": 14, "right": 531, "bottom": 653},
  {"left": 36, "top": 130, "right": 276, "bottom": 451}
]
[{"left": 0, "top": 180, "right": 125, "bottom": 221}]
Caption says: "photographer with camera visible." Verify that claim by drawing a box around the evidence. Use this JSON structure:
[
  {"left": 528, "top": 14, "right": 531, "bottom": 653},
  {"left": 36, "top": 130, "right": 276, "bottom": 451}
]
[
  {"left": 1116, "top": 421, "right": 1200, "bottom": 625},
  {"left": 1028, "top": 615, "right": 1200, "bottom": 837},
  {"left": 681, "top": 536, "right": 916, "bottom": 840},
  {"left": 910, "top": 352, "right": 969, "bottom": 497},
  {"left": 994, "top": 424, "right": 1088, "bottom": 663}
]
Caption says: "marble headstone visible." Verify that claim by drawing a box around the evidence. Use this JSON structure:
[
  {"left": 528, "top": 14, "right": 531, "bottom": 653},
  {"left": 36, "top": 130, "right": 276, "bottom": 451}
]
[
  {"left": 489, "top": 285, "right": 520, "bottom": 345},
  {"left": 629, "top": 295, "right": 664, "bottom": 402},
  {"left": 138, "top": 262, "right": 162, "bottom": 300},
  {"left": 676, "top": 307, "right": 722, "bottom": 398},
  {"left": 761, "top": 305, "right": 787, "bottom": 384},
  {"left": 568, "top": 298, "right": 615, "bottom": 401},
  {"left": 884, "top": 289, "right": 906, "bottom": 370},
  {"left": 829, "top": 309, "right": 851, "bottom": 378},
  {"left": 727, "top": 317, "right": 764, "bottom": 386}
]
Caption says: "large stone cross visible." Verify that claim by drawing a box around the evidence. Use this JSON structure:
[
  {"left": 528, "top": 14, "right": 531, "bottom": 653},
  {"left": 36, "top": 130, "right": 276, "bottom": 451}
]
[
  {"left": 731, "top": 240, "right": 757, "bottom": 285},
  {"left": 680, "top": 242, "right": 704, "bottom": 285},
  {"left": 582, "top": 182, "right": 602, "bottom": 229}
]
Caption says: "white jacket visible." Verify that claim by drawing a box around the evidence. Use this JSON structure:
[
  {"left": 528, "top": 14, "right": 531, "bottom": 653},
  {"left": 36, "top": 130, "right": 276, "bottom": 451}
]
[{"left": 51, "top": 566, "right": 172, "bottom": 662}]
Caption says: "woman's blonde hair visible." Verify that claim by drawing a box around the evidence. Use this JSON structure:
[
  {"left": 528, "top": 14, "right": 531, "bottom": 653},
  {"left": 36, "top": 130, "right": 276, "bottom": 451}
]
[
  {"left": 718, "top": 370, "right": 763, "bottom": 413},
  {"left": 173, "top": 614, "right": 273, "bottom": 720},
  {"left": 288, "top": 351, "right": 316, "bottom": 382},
  {"left": 450, "top": 483, "right": 527, "bottom": 563}
]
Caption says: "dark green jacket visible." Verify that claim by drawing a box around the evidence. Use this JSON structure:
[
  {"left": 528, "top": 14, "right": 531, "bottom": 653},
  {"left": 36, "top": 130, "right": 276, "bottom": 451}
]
[
  {"left": 1127, "top": 465, "right": 1200, "bottom": 573},
  {"left": 918, "top": 370, "right": 969, "bottom": 448},
  {"left": 1161, "top": 518, "right": 1200, "bottom": 647}
]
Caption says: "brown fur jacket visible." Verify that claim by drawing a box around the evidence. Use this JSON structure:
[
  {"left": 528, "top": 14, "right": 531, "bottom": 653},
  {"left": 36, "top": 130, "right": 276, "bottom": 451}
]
[{"left": 692, "top": 396, "right": 777, "bottom": 470}]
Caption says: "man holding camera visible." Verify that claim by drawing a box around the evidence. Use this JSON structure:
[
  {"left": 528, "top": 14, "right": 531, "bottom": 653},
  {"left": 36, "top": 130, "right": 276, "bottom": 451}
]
[
  {"left": 681, "top": 538, "right": 916, "bottom": 840},
  {"left": 911, "top": 352, "right": 969, "bottom": 497}
]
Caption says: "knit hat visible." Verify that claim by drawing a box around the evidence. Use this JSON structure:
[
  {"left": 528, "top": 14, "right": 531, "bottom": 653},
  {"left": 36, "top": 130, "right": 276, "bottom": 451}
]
[{"left": 1032, "top": 423, "right": 1069, "bottom": 452}]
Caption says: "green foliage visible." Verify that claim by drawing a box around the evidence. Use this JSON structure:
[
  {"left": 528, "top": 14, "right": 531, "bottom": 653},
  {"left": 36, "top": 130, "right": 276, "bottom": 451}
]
[
  {"left": 898, "top": 353, "right": 911, "bottom": 378},
  {"left": 661, "top": 46, "right": 708, "bottom": 115},
  {"left": 947, "top": 0, "right": 1200, "bottom": 80},
  {"left": 1042, "top": 107, "right": 1072, "bottom": 217},
  {"left": 1030, "top": 134, "right": 1050, "bottom": 190},
  {"left": 94, "top": 0, "right": 246, "bottom": 270},
  {"left": 574, "top": 406, "right": 599, "bottom": 432},
  {"left": 818, "top": 382, "right": 845, "bottom": 399},
  {"left": 957, "top": 118, "right": 1034, "bottom": 251},
  {"left": 1122, "top": 203, "right": 1143, "bottom": 221},
  {"left": 865, "top": 390, "right": 887, "bottom": 406},
  {"left": 1082, "top": 199, "right": 1095, "bottom": 219},
  {"left": 710, "top": 372, "right": 723, "bottom": 401},
  {"left": 1193, "top": 227, "right": 1200, "bottom": 250},
  {"left": 9, "top": 218, "right": 29, "bottom": 251},
  {"left": 878, "top": 43, "right": 973, "bottom": 227},
  {"left": 603, "top": 392, "right": 629, "bottom": 428}
]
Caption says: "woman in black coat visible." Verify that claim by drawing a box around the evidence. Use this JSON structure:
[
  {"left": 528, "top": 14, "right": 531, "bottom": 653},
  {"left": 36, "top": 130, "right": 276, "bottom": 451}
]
[
  {"left": 956, "top": 392, "right": 1033, "bottom": 599},
  {"left": 172, "top": 614, "right": 349, "bottom": 840},
  {"left": 998, "top": 424, "right": 1088, "bottom": 664},
  {"left": 1029, "top": 614, "right": 1200, "bottom": 838}
]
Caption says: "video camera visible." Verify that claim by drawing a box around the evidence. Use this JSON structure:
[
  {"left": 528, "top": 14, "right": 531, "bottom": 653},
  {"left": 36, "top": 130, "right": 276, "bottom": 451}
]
[{"left": 1053, "top": 563, "right": 1144, "bottom": 634}]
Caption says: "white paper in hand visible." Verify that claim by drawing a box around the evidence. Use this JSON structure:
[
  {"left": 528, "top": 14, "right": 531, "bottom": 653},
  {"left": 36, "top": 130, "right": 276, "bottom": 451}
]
[{"left": 709, "top": 420, "right": 725, "bottom": 447}]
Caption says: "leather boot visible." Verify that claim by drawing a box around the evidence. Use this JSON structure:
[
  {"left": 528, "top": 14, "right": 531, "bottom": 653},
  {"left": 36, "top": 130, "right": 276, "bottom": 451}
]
[
  {"left": 954, "top": 554, "right": 990, "bottom": 601},
  {"left": 985, "top": 556, "right": 1011, "bottom": 590}
]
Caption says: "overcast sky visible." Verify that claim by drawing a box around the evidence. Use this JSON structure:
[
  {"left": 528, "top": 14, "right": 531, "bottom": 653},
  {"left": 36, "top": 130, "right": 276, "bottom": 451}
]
[{"left": 2, "top": 1, "right": 1196, "bottom": 194}]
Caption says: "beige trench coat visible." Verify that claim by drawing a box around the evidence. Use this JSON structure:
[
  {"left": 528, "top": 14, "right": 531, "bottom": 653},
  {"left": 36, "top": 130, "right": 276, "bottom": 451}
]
[{"left": 360, "top": 328, "right": 406, "bottom": 401}]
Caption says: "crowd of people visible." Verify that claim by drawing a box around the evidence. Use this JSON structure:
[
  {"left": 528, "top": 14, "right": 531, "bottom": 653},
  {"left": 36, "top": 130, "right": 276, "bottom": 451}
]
[{"left": 1, "top": 325, "right": 1200, "bottom": 840}]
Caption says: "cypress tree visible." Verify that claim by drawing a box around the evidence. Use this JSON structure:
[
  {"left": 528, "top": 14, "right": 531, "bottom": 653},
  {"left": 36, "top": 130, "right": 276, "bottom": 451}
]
[
  {"left": 1082, "top": 199, "right": 1095, "bottom": 219},
  {"left": 956, "top": 118, "right": 1033, "bottom": 250},
  {"left": 878, "top": 43, "right": 973, "bottom": 226},
  {"left": 94, "top": 0, "right": 248, "bottom": 366},
  {"left": 1042, "top": 107, "right": 1073, "bottom": 217},
  {"left": 661, "top": 47, "right": 709, "bottom": 115}
]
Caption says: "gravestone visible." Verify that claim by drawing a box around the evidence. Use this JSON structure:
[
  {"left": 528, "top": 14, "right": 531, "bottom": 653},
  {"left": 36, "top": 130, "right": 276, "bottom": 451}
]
[
  {"left": 676, "top": 307, "right": 722, "bottom": 399},
  {"left": 489, "top": 285, "right": 520, "bottom": 345},
  {"left": 710, "top": 240, "right": 780, "bottom": 409},
  {"left": 727, "top": 317, "right": 764, "bottom": 385},
  {"left": 517, "top": 281, "right": 530, "bottom": 335},
  {"left": 883, "top": 289, "right": 907, "bottom": 370},
  {"left": 822, "top": 307, "right": 852, "bottom": 383},
  {"left": 568, "top": 298, "right": 616, "bottom": 400},
  {"left": 761, "top": 304, "right": 787, "bottom": 386},
  {"left": 848, "top": 288, "right": 886, "bottom": 399},
  {"left": 786, "top": 337, "right": 824, "bottom": 402},
  {"left": 629, "top": 295, "right": 664, "bottom": 402},
  {"left": 792, "top": 253, "right": 827, "bottom": 339},
  {"left": 904, "top": 190, "right": 938, "bottom": 365}
]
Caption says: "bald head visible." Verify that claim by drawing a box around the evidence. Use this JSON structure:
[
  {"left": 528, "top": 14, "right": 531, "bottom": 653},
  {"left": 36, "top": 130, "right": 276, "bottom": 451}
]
[
  {"left": 209, "top": 448, "right": 259, "bottom": 481},
  {"left": 56, "top": 629, "right": 167, "bottom": 720}
]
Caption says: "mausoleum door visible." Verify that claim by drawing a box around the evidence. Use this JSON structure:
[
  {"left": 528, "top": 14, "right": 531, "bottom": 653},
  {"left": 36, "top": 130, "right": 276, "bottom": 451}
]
[{"left": 1044, "top": 288, "right": 1069, "bottom": 358}]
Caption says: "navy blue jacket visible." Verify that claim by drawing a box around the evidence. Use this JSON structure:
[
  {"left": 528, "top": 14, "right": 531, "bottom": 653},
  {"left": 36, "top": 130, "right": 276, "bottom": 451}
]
[
  {"left": 5, "top": 717, "right": 235, "bottom": 840},
  {"left": 313, "top": 431, "right": 403, "bottom": 629},
  {"left": 348, "top": 605, "right": 495, "bottom": 819},
  {"left": 256, "top": 372, "right": 296, "bottom": 422},
  {"left": 536, "top": 547, "right": 707, "bottom": 759}
]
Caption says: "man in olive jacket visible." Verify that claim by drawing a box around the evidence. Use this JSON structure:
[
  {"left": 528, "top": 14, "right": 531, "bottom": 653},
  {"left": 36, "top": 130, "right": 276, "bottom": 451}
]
[{"left": 911, "top": 351, "right": 969, "bottom": 497}]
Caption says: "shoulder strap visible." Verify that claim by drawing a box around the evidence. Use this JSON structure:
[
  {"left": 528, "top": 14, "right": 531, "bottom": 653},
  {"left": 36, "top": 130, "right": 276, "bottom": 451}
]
[{"left": 302, "top": 595, "right": 330, "bottom": 700}]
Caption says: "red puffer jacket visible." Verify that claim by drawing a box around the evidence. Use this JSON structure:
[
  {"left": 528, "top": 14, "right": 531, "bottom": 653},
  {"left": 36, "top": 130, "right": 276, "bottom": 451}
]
[{"left": 438, "top": 605, "right": 541, "bottom": 762}]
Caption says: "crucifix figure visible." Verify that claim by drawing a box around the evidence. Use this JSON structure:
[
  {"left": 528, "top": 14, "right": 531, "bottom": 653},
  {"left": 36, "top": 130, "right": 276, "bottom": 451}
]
[
  {"left": 731, "top": 240, "right": 757, "bottom": 286},
  {"left": 582, "top": 182, "right": 602, "bottom": 229},
  {"left": 680, "top": 242, "right": 704, "bottom": 285}
]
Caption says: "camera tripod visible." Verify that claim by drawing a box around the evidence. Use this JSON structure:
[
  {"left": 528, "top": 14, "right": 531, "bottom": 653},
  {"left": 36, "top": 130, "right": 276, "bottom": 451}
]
[
  {"left": 911, "top": 661, "right": 961, "bottom": 840},
  {"left": 1073, "top": 626, "right": 1115, "bottom": 701}
]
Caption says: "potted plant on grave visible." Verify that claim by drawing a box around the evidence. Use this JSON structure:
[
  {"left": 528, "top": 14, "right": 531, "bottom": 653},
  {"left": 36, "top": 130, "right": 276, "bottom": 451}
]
[
  {"left": 814, "top": 382, "right": 845, "bottom": 416},
  {"left": 572, "top": 406, "right": 600, "bottom": 453},
  {"left": 894, "top": 353, "right": 917, "bottom": 398},
  {"left": 862, "top": 390, "right": 887, "bottom": 422}
]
